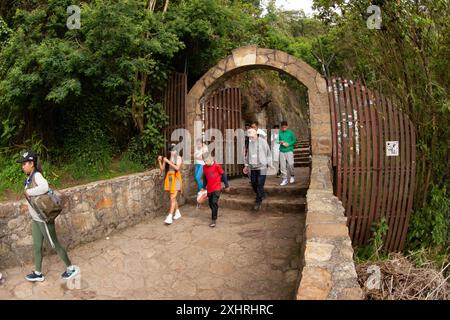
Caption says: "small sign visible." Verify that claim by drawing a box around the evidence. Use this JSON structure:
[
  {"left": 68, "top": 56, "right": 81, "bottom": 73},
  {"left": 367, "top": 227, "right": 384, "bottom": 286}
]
[{"left": 386, "top": 141, "right": 399, "bottom": 156}]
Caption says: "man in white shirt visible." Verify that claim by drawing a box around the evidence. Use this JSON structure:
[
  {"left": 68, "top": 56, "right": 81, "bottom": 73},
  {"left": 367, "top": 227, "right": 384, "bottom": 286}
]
[{"left": 270, "top": 125, "right": 280, "bottom": 176}]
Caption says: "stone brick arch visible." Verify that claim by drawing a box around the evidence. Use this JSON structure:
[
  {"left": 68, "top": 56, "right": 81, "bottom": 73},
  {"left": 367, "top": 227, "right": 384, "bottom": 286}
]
[{"left": 187, "top": 45, "right": 331, "bottom": 156}]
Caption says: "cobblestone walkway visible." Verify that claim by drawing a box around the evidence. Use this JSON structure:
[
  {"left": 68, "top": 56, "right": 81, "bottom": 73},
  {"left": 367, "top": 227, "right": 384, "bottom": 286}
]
[{"left": 0, "top": 204, "right": 304, "bottom": 300}]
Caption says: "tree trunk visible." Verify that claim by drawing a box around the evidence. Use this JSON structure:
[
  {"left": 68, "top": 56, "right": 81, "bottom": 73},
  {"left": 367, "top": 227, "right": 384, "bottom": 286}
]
[{"left": 131, "top": 0, "right": 169, "bottom": 133}]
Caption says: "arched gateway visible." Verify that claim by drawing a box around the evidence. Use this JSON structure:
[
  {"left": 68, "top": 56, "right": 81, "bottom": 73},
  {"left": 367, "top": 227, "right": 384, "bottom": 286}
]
[{"left": 186, "top": 45, "right": 331, "bottom": 157}]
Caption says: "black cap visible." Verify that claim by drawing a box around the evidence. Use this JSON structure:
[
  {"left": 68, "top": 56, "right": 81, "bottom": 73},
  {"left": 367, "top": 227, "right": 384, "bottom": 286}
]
[
  {"left": 16, "top": 150, "right": 38, "bottom": 163},
  {"left": 168, "top": 143, "right": 176, "bottom": 151}
]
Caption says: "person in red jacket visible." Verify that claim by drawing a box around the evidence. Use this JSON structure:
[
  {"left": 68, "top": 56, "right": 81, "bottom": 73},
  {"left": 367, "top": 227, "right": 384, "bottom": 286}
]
[{"left": 201, "top": 152, "right": 230, "bottom": 227}]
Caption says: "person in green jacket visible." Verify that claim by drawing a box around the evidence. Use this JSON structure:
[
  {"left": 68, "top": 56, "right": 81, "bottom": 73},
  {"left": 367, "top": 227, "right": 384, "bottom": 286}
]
[{"left": 278, "top": 121, "right": 297, "bottom": 186}]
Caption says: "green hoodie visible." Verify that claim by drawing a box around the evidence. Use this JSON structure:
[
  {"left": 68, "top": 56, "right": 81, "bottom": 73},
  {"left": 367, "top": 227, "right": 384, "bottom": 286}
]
[{"left": 278, "top": 129, "right": 297, "bottom": 153}]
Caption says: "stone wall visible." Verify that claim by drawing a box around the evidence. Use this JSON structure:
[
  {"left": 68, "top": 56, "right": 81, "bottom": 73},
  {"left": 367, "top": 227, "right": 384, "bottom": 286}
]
[
  {"left": 0, "top": 168, "right": 190, "bottom": 269},
  {"left": 296, "top": 156, "right": 364, "bottom": 300}
]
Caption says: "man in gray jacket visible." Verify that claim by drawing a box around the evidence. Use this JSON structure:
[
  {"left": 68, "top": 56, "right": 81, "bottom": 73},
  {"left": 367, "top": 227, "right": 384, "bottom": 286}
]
[{"left": 244, "top": 128, "right": 273, "bottom": 211}]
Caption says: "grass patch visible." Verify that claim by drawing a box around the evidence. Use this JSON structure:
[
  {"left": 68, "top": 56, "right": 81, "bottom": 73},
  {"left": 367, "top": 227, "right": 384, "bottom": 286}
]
[{"left": 0, "top": 153, "right": 148, "bottom": 202}]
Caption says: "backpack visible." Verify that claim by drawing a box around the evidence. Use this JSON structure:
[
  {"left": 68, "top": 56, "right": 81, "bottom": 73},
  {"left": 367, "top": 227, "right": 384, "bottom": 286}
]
[{"left": 25, "top": 170, "right": 63, "bottom": 224}]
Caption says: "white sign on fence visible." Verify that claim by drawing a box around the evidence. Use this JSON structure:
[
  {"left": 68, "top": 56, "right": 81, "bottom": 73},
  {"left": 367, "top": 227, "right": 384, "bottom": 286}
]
[{"left": 386, "top": 141, "right": 399, "bottom": 157}]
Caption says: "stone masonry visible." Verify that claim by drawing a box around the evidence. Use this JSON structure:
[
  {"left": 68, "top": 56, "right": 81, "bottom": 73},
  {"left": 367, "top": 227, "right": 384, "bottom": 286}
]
[
  {"left": 296, "top": 156, "right": 364, "bottom": 300},
  {"left": 0, "top": 167, "right": 191, "bottom": 269}
]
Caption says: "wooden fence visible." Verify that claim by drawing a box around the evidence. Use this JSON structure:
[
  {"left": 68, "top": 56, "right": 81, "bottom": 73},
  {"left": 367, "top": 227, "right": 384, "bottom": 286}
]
[{"left": 327, "top": 77, "right": 416, "bottom": 252}]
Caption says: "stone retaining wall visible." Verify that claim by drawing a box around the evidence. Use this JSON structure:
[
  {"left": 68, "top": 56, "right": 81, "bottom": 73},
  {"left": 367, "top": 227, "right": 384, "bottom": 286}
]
[
  {"left": 296, "top": 156, "right": 364, "bottom": 300},
  {"left": 0, "top": 168, "right": 190, "bottom": 269}
]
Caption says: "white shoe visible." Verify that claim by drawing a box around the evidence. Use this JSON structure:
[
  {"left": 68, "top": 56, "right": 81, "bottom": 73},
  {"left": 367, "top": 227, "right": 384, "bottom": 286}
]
[
  {"left": 173, "top": 210, "right": 182, "bottom": 220},
  {"left": 164, "top": 214, "right": 173, "bottom": 225},
  {"left": 280, "top": 179, "right": 288, "bottom": 186},
  {"left": 290, "top": 177, "right": 295, "bottom": 184}
]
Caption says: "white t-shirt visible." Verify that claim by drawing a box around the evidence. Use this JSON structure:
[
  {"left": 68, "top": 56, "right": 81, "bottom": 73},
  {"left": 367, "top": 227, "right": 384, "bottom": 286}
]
[
  {"left": 257, "top": 128, "right": 267, "bottom": 137},
  {"left": 194, "top": 145, "right": 208, "bottom": 165}
]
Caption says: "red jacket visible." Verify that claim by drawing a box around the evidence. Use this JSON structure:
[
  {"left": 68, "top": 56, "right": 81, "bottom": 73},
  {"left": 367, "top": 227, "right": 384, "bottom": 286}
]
[{"left": 203, "top": 162, "right": 224, "bottom": 194}]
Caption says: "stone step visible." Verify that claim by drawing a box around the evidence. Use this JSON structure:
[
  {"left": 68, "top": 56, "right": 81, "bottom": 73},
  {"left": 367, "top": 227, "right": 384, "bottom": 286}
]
[
  {"left": 294, "top": 153, "right": 310, "bottom": 157},
  {"left": 294, "top": 162, "right": 311, "bottom": 168},
  {"left": 295, "top": 158, "right": 312, "bottom": 163},
  {"left": 294, "top": 149, "right": 310, "bottom": 153},
  {"left": 226, "top": 184, "right": 307, "bottom": 197},
  {"left": 294, "top": 154, "right": 311, "bottom": 159},
  {"left": 219, "top": 194, "right": 306, "bottom": 213}
]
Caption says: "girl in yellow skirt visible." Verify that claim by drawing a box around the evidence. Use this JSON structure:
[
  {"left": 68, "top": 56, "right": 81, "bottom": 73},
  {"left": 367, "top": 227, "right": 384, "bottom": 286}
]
[{"left": 158, "top": 144, "right": 183, "bottom": 225}]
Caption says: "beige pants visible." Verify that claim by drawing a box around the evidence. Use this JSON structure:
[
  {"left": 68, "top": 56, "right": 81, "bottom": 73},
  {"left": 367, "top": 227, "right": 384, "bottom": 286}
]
[{"left": 280, "top": 151, "right": 294, "bottom": 179}]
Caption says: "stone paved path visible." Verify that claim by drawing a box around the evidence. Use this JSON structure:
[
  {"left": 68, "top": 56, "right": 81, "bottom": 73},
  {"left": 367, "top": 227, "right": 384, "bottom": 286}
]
[{"left": 0, "top": 203, "right": 304, "bottom": 300}]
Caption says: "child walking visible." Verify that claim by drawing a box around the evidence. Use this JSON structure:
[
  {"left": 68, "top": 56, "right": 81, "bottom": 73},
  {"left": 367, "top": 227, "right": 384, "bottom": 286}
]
[
  {"left": 158, "top": 144, "right": 183, "bottom": 225},
  {"left": 201, "top": 153, "right": 230, "bottom": 227},
  {"left": 17, "top": 150, "right": 78, "bottom": 282}
]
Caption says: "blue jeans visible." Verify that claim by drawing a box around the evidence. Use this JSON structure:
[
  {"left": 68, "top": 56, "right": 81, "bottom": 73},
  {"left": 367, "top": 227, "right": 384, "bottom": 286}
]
[
  {"left": 194, "top": 164, "right": 204, "bottom": 191},
  {"left": 250, "top": 169, "right": 267, "bottom": 204}
]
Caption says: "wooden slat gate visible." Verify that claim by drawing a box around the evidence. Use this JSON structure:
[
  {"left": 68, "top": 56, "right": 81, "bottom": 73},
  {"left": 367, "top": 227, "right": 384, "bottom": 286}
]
[
  {"left": 163, "top": 72, "right": 187, "bottom": 154},
  {"left": 203, "top": 88, "right": 243, "bottom": 178},
  {"left": 327, "top": 77, "right": 416, "bottom": 252}
]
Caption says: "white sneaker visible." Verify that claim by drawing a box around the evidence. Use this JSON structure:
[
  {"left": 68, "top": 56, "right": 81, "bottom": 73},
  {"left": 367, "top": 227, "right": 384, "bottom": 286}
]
[
  {"left": 173, "top": 210, "right": 182, "bottom": 220},
  {"left": 164, "top": 214, "right": 173, "bottom": 225},
  {"left": 290, "top": 177, "right": 295, "bottom": 184},
  {"left": 280, "top": 179, "right": 288, "bottom": 186}
]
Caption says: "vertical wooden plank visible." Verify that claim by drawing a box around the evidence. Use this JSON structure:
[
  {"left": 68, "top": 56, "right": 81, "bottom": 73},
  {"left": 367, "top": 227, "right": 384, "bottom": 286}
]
[
  {"left": 355, "top": 84, "right": 371, "bottom": 246},
  {"left": 232, "top": 88, "right": 236, "bottom": 177},
  {"left": 182, "top": 73, "right": 186, "bottom": 127},
  {"left": 174, "top": 73, "right": 178, "bottom": 132},
  {"left": 399, "top": 119, "right": 416, "bottom": 250},
  {"left": 384, "top": 97, "right": 397, "bottom": 251},
  {"left": 233, "top": 88, "right": 237, "bottom": 177},
  {"left": 362, "top": 89, "right": 380, "bottom": 245},
  {"left": 214, "top": 92, "right": 218, "bottom": 158},
  {"left": 237, "top": 88, "right": 242, "bottom": 176},
  {"left": 350, "top": 81, "right": 363, "bottom": 243},
  {"left": 379, "top": 95, "right": 390, "bottom": 235},
  {"left": 336, "top": 78, "right": 345, "bottom": 202},
  {"left": 373, "top": 89, "right": 385, "bottom": 236},
  {"left": 327, "top": 78, "right": 338, "bottom": 167},
  {"left": 228, "top": 87, "right": 236, "bottom": 177},
  {"left": 231, "top": 88, "right": 235, "bottom": 177},
  {"left": 340, "top": 79, "right": 350, "bottom": 223},
  {"left": 223, "top": 89, "right": 230, "bottom": 175},
  {"left": 391, "top": 101, "right": 402, "bottom": 251},
  {"left": 343, "top": 80, "right": 355, "bottom": 242},
  {"left": 394, "top": 109, "right": 409, "bottom": 251}
]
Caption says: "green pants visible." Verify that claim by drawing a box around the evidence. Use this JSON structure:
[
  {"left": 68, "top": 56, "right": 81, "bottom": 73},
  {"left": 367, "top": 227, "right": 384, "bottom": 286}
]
[{"left": 32, "top": 220, "right": 71, "bottom": 272}]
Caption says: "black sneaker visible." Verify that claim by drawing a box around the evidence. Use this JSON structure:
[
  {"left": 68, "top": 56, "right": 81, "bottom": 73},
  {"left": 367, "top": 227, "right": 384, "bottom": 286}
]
[
  {"left": 61, "top": 266, "right": 79, "bottom": 280},
  {"left": 25, "top": 271, "right": 45, "bottom": 282},
  {"left": 210, "top": 220, "right": 216, "bottom": 228},
  {"left": 253, "top": 203, "right": 261, "bottom": 211}
]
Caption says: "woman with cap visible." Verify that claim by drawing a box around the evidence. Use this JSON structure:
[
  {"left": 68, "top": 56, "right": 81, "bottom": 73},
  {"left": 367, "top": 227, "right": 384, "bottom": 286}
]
[
  {"left": 158, "top": 144, "right": 183, "bottom": 225},
  {"left": 17, "top": 150, "right": 79, "bottom": 282}
]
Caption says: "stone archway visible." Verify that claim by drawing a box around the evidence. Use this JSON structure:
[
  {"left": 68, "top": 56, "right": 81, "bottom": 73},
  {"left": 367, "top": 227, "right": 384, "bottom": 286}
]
[{"left": 186, "top": 45, "right": 331, "bottom": 156}]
